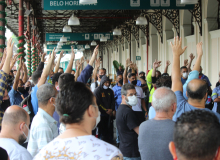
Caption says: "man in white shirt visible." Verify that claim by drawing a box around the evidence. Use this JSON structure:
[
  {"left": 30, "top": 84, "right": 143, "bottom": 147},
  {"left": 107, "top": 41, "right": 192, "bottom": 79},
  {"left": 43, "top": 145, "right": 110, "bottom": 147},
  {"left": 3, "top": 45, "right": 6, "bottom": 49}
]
[
  {"left": 27, "top": 84, "right": 58, "bottom": 157},
  {"left": 0, "top": 105, "right": 33, "bottom": 160}
]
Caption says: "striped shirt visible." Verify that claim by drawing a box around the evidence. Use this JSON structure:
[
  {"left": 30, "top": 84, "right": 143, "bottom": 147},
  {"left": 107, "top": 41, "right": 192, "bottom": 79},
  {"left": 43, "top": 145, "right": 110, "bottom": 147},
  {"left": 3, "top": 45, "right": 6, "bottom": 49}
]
[{"left": 27, "top": 108, "right": 58, "bottom": 157}]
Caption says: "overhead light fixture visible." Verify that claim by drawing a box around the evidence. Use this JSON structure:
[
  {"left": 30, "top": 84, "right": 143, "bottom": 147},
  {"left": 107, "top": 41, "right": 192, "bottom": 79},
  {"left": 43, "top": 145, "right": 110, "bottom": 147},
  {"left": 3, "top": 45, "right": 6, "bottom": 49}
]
[
  {"left": 113, "top": 27, "right": 122, "bottom": 36},
  {"left": 91, "top": 41, "right": 97, "bottom": 46},
  {"left": 181, "top": 0, "right": 198, "bottom": 4},
  {"left": 63, "top": 25, "right": 72, "bottom": 32},
  {"left": 68, "top": 14, "right": 80, "bottom": 26},
  {"left": 85, "top": 44, "right": 90, "bottom": 49},
  {"left": 100, "top": 36, "right": 107, "bottom": 42},
  {"left": 60, "top": 36, "right": 67, "bottom": 42},
  {"left": 58, "top": 42, "right": 63, "bottom": 46},
  {"left": 136, "top": 16, "right": 148, "bottom": 25},
  {"left": 79, "top": 0, "right": 97, "bottom": 4},
  {"left": 81, "top": 48, "right": 85, "bottom": 52}
]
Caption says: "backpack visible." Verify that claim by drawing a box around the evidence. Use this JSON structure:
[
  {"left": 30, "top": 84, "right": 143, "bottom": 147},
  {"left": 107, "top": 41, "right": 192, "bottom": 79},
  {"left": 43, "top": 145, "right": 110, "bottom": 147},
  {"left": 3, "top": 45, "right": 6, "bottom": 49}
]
[{"left": 20, "top": 94, "right": 35, "bottom": 122}]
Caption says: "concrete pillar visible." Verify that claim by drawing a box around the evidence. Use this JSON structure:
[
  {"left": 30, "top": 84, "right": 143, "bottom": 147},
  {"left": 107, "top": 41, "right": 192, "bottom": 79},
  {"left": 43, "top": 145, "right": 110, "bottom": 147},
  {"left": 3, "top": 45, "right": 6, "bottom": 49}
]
[{"left": 131, "top": 35, "right": 136, "bottom": 63}]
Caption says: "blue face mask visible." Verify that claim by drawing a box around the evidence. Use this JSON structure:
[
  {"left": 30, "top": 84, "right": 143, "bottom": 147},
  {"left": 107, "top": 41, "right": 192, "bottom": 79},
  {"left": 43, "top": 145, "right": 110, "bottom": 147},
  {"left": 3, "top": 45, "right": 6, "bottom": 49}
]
[{"left": 103, "top": 85, "right": 109, "bottom": 89}]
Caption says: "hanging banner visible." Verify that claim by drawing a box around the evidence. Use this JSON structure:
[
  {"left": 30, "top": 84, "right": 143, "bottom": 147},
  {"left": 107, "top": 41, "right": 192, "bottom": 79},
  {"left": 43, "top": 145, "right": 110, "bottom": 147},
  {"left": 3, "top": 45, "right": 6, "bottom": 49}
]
[
  {"left": 46, "top": 33, "right": 113, "bottom": 41},
  {"left": 43, "top": 0, "right": 194, "bottom": 10},
  {"left": 47, "top": 44, "right": 86, "bottom": 50}
]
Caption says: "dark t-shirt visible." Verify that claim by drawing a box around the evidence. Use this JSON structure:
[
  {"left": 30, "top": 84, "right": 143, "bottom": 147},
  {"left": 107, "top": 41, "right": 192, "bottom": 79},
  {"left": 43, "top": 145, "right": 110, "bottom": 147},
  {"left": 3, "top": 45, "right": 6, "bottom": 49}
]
[
  {"left": 116, "top": 104, "right": 141, "bottom": 157},
  {"left": 216, "top": 81, "right": 220, "bottom": 87}
]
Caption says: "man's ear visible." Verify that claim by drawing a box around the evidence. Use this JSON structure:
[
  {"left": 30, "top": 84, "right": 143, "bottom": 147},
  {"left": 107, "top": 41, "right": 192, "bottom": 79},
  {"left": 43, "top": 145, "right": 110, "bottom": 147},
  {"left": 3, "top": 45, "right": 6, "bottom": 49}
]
[
  {"left": 87, "top": 105, "right": 96, "bottom": 118},
  {"left": 169, "top": 142, "right": 178, "bottom": 160}
]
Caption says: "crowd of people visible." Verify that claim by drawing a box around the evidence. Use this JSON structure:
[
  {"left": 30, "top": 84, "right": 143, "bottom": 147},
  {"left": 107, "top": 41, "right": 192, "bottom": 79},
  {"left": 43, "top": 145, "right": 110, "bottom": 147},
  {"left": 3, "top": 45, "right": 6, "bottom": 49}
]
[{"left": 0, "top": 37, "right": 220, "bottom": 160}]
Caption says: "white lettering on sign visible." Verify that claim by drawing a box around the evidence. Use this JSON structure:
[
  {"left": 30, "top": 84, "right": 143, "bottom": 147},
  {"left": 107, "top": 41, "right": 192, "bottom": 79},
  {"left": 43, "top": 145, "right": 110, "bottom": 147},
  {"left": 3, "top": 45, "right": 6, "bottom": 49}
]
[
  {"left": 161, "top": 0, "right": 170, "bottom": 7},
  {"left": 150, "top": 0, "right": 160, "bottom": 7},
  {"left": 130, "top": 0, "right": 140, "bottom": 7},
  {"left": 94, "top": 34, "right": 99, "bottom": 40},
  {"left": 85, "top": 34, "right": 90, "bottom": 40},
  {"left": 105, "top": 34, "right": 110, "bottom": 39},
  {"left": 50, "top": 1, "right": 64, "bottom": 6}
]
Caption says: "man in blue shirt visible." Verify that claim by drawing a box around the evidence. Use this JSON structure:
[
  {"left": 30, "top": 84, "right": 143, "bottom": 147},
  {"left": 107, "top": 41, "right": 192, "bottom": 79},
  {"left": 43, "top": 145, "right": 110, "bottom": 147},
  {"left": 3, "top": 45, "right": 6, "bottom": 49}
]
[
  {"left": 211, "top": 86, "right": 220, "bottom": 113},
  {"left": 112, "top": 75, "right": 123, "bottom": 147},
  {"left": 180, "top": 66, "right": 188, "bottom": 85},
  {"left": 198, "top": 66, "right": 212, "bottom": 91},
  {"left": 170, "top": 38, "right": 220, "bottom": 122},
  {"left": 8, "top": 61, "right": 29, "bottom": 105}
]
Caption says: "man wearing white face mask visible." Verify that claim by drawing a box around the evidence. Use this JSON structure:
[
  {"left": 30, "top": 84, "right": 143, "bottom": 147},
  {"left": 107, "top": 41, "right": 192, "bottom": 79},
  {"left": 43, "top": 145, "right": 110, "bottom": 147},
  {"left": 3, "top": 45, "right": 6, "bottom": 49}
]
[
  {"left": 27, "top": 84, "right": 58, "bottom": 157},
  {"left": 0, "top": 105, "right": 33, "bottom": 160},
  {"left": 94, "top": 75, "right": 115, "bottom": 144},
  {"left": 181, "top": 66, "right": 188, "bottom": 85},
  {"left": 116, "top": 83, "right": 143, "bottom": 160}
]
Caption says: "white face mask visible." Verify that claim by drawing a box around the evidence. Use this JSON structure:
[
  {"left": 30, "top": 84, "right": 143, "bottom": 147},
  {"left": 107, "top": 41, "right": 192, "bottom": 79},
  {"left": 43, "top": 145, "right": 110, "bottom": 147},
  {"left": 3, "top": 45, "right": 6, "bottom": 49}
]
[
  {"left": 22, "top": 124, "right": 30, "bottom": 143},
  {"left": 183, "top": 72, "right": 188, "bottom": 79},
  {"left": 126, "top": 95, "right": 138, "bottom": 106},
  {"left": 103, "top": 85, "right": 109, "bottom": 90}
]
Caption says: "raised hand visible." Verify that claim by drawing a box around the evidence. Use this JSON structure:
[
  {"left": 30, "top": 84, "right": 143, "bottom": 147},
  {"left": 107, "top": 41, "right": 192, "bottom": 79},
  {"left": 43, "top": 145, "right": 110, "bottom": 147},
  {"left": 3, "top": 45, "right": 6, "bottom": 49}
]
[
  {"left": 184, "top": 59, "right": 188, "bottom": 66},
  {"left": 95, "top": 58, "right": 101, "bottom": 68},
  {"left": 126, "top": 58, "right": 131, "bottom": 68},
  {"left": 19, "top": 59, "right": 23, "bottom": 69},
  {"left": 60, "top": 50, "right": 65, "bottom": 59},
  {"left": 166, "top": 60, "right": 171, "bottom": 67},
  {"left": 6, "top": 38, "right": 15, "bottom": 59},
  {"left": 41, "top": 53, "right": 46, "bottom": 62},
  {"left": 196, "top": 42, "right": 203, "bottom": 57},
  {"left": 71, "top": 46, "right": 75, "bottom": 60},
  {"left": 170, "top": 36, "right": 187, "bottom": 56},
  {"left": 189, "top": 53, "right": 195, "bottom": 60},
  {"left": 153, "top": 59, "right": 162, "bottom": 69}
]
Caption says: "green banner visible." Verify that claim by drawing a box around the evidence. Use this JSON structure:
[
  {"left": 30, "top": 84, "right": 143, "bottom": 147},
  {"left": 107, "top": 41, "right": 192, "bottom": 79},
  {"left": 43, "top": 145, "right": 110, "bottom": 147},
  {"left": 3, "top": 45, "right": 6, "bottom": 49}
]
[
  {"left": 46, "top": 33, "right": 113, "bottom": 41},
  {"left": 44, "top": 0, "right": 194, "bottom": 10},
  {"left": 136, "top": 56, "right": 141, "bottom": 61},
  {"left": 47, "top": 44, "right": 86, "bottom": 50},
  {"left": 47, "top": 51, "right": 70, "bottom": 54}
]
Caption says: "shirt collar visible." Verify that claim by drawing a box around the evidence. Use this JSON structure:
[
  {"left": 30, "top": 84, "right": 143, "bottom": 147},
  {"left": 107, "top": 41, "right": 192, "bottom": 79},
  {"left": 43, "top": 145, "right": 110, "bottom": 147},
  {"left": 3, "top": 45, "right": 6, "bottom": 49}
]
[{"left": 38, "top": 108, "right": 57, "bottom": 124}]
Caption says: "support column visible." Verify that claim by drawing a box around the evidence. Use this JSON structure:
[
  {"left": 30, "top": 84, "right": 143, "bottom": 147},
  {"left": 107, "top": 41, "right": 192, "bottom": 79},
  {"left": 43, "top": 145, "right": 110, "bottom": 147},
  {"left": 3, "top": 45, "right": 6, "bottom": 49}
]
[
  {"left": 0, "top": 0, "right": 6, "bottom": 59},
  {"left": 131, "top": 35, "right": 136, "bottom": 64},
  {"left": 26, "top": 1, "right": 31, "bottom": 76},
  {"left": 32, "top": 17, "right": 36, "bottom": 72},
  {"left": 18, "top": 0, "right": 25, "bottom": 62}
]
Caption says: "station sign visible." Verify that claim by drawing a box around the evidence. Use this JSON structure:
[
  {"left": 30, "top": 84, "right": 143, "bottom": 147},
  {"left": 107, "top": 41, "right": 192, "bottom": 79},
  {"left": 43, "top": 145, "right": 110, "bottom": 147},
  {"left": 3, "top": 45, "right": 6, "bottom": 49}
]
[
  {"left": 47, "top": 51, "right": 69, "bottom": 54},
  {"left": 136, "top": 56, "right": 141, "bottom": 61},
  {"left": 44, "top": 0, "right": 194, "bottom": 10},
  {"left": 46, "top": 33, "right": 113, "bottom": 41},
  {"left": 47, "top": 44, "right": 86, "bottom": 50}
]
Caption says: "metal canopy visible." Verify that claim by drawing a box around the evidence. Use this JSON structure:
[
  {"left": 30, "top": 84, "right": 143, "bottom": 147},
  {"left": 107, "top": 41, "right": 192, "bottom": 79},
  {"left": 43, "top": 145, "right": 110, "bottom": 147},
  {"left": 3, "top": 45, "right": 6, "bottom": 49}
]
[{"left": 5, "top": 0, "right": 201, "bottom": 47}]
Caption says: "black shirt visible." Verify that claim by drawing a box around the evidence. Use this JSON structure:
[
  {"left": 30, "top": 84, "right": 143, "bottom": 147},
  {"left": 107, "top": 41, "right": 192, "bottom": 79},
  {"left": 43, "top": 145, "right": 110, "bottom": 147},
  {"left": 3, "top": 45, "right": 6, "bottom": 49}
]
[
  {"left": 116, "top": 104, "right": 141, "bottom": 157},
  {"left": 216, "top": 81, "right": 220, "bottom": 87}
]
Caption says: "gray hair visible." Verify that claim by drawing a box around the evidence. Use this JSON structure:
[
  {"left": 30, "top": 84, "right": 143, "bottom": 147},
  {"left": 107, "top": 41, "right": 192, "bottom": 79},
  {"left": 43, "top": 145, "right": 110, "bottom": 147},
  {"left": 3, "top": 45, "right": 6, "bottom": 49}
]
[
  {"left": 152, "top": 87, "right": 177, "bottom": 112},
  {"left": 37, "top": 84, "right": 56, "bottom": 105},
  {"left": 121, "top": 83, "right": 135, "bottom": 96}
]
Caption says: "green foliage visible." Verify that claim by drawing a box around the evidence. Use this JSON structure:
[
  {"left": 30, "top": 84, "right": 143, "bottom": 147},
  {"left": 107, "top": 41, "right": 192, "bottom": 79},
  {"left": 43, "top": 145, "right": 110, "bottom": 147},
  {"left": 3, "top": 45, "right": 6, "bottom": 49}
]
[{"left": 113, "top": 60, "right": 125, "bottom": 71}]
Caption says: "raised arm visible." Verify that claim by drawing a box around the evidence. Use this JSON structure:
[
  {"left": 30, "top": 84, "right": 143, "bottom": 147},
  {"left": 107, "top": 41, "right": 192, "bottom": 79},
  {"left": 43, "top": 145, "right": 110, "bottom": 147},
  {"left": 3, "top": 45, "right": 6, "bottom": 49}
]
[
  {"left": 164, "top": 60, "right": 171, "bottom": 74},
  {"left": 152, "top": 59, "right": 161, "bottom": 78},
  {"left": 75, "top": 61, "right": 81, "bottom": 81},
  {"left": 22, "top": 63, "right": 28, "bottom": 84},
  {"left": 193, "top": 43, "right": 203, "bottom": 72},
  {"left": 37, "top": 48, "right": 56, "bottom": 88},
  {"left": 65, "top": 46, "right": 75, "bottom": 73},
  {"left": 187, "top": 53, "right": 195, "bottom": 72},
  {"left": 13, "top": 60, "right": 22, "bottom": 90},
  {"left": 93, "top": 58, "right": 101, "bottom": 82},
  {"left": 171, "top": 37, "right": 187, "bottom": 92},
  {"left": 123, "top": 58, "right": 131, "bottom": 84},
  {"left": 9, "top": 53, "right": 19, "bottom": 71},
  {"left": 54, "top": 50, "right": 64, "bottom": 73},
  {"left": 36, "top": 53, "right": 46, "bottom": 72},
  {"left": 0, "top": 49, "right": 7, "bottom": 70}
]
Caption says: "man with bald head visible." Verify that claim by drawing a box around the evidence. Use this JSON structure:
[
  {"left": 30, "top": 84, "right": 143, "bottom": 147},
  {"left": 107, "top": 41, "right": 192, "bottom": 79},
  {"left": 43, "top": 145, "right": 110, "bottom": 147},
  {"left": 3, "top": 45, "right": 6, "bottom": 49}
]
[
  {"left": 27, "top": 84, "right": 58, "bottom": 157},
  {"left": 170, "top": 37, "right": 220, "bottom": 121},
  {"left": 0, "top": 105, "right": 33, "bottom": 160},
  {"left": 139, "top": 87, "right": 176, "bottom": 160}
]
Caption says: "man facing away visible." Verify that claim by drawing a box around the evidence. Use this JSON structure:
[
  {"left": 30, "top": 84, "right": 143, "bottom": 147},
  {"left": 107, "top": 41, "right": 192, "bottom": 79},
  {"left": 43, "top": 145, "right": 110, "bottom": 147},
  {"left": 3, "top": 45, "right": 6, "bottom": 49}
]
[
  {"left": 138, "top": 87, "right": 176, "bottom": 160},
  {"left": 169, "top": 110, "right": 220, "bottom": 160},
  {"left": 116, "top": 83, "right": 142, "bottom": 160},
  {"left": 27, "top": 84, "right": 58, "bottom": 157},
  {"left": 0, "top": 105, "right": 32, "bottom": 160}
]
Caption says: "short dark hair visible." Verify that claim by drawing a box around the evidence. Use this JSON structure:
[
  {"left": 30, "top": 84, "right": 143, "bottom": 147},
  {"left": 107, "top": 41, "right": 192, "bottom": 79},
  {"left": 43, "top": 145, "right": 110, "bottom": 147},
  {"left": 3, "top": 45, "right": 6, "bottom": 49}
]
[
  {"left": 56, "top": 81, "right": 95, "bottom": 124},
  {"left": 32, "top": 70, "right": 42, "bottom": 85},
  {"left": 128, "top": 73, "right": 136, "bottom": 78},
  {"left": 58, "top": 73, "right": 75, "bottom": 90},
  {"left": 128, "top": 69, "right": 137, "bottom": 74},
  {"left": 180, "top": 66, "right": 188, "bottom": 71},
  {"left": 52, "top": 73, "right": 62, "bottom": 85},
  {"left": 59, "top": 67, "right": 63, "bottom": 70},
  {"left": 10, "top": 70, "right": 13, "bottom": 74},
  {"left": 186, "top": 80, "right": 207, "bottom": 100},
  {"left": 72, "top": 69, "right": 75, "bottom": 72},
  {"left": 156, "top": 76, "right": 172, "bottom": 88},
  {"left": 174, "top": 110, "right": 220, "bottom": 160},
  {"left": 121, "top": 83, "right": 135, "bottom": 96}
]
